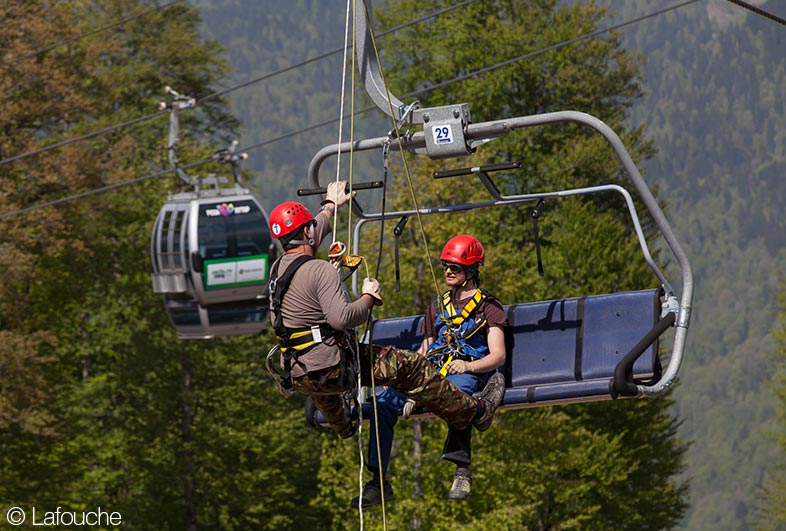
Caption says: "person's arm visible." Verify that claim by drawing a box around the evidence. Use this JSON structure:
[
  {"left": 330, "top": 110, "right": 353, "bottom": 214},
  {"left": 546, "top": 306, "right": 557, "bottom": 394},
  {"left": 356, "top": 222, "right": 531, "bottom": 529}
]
[
  {"left": 446, "top": 326, "right": 506, "bottom": 374},
  {"left": 417, "top": 336, "right": 435, "bottom": 356},
  {"left": 314, "top": 262, "right": 371, "bottom": 329}
]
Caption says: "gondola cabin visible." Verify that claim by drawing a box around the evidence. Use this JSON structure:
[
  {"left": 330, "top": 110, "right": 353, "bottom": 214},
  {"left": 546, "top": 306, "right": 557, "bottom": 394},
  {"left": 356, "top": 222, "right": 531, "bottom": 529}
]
[
  {"left": 150, "top": 186, "right": 275, "bottom": 307},
  {"left": 161, "top": 293, "right": 268, "bottom": 339}
]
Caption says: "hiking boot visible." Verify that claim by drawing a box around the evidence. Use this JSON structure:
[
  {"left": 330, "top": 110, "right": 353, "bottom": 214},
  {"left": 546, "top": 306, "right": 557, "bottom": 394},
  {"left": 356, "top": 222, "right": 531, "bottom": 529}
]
[
  {"left": 304, "top": 397, "right": 356, "bottom": 438},
  {"left": 336, "top": 419, "right": 358, "bottom": 439},
  {"left": 448, "top": 468, "right": 472, "bottom": 501},
  {"left": 471, "top": 372, "right": 505, "bottom": 431},
  {"left": 350, "top": 479, "right": 395, "bottom": 509}
]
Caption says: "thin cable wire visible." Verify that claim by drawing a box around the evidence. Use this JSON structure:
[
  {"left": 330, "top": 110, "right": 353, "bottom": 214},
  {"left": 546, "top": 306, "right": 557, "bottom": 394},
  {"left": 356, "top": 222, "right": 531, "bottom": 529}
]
[
  {"left": 0, "top": 156, "right": 211, "bottom": 220},
  {"left": 407, "top": 0, "right": 702, "bottom": 95},
  {"left": 0, "top": 111, "right": 168, "bottom": 167},
  {"left": 0, "top": 1, "right": 477, "bottom": 170},
  {"left": 203, "top": 0, "right": 479, "bottom": 102},
  {"left": 0, "top": 0, "right": 699, "bottom": 220},
  {"left": 724, "top": 0, "right": 786, "bottom": 26},
  {"left": 0, "top": 1, "right": 179, "bottom": 68},
  {"left": 332, "top": 0, "right": 353, "bottom": 244}
]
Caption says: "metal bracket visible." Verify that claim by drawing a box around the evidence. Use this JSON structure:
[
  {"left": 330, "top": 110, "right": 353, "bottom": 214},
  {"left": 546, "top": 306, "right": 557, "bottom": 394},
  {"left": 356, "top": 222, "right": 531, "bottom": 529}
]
[{"left": 413, "top": 103, "right": 473, "bottom": 159}]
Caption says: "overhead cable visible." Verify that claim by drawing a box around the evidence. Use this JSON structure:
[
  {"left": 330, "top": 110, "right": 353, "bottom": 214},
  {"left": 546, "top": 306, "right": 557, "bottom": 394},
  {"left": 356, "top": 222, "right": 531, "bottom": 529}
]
[
  {"left": 415, "top": 0, "right": 702, "bottom": 94},
  {"left": 1, "top": 0, "right": 477, "bottom": 166},
  {"left": 204, "top": 0, "right": 479, "bottom": 101},
  {"left": 0, "top": 0, "right": 697, "bottom": 219},
  {"left": 0, "top": 111, "right": 168, "bottom": 167},
  {"left": 0, "top": 157, "right": 211, "bottom": 220},
  {"left": 724, "top": 0, "right": 786, "bottom": 26}
]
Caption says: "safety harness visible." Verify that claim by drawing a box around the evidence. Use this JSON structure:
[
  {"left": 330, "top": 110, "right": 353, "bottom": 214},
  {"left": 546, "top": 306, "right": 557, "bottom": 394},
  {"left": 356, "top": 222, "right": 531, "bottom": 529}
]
[
  {"left": 427, "top": 289, "right": 490, "bottom": 372},
  {"left": 267, "top": 255, "right": 357, "bottom": 392}
]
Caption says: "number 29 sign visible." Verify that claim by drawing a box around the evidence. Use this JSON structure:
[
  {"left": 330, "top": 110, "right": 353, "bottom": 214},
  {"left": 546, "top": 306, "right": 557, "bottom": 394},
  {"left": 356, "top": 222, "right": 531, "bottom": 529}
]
[{"left": 431, "top": 124, "right": 454, "bottom": 145}]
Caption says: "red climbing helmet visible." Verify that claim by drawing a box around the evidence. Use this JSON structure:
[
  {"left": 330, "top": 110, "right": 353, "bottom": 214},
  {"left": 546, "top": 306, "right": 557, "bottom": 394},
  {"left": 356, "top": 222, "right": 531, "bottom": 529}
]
[
  {"left": 440, "top": 234, "right": 485, "bottom": 266},
  {"left": 269, "top": 201, "right": 314, "bottom": 239}
]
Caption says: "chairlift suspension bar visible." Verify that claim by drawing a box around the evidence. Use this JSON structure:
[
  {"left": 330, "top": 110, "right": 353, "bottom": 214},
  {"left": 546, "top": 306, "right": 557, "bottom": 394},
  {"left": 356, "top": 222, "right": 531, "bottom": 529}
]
[
  {"left": 355, "top": 0, "right": 410, "bottom": 122},
  {"left": 296, "top": 180, "right": 384, "bottom": 196}
]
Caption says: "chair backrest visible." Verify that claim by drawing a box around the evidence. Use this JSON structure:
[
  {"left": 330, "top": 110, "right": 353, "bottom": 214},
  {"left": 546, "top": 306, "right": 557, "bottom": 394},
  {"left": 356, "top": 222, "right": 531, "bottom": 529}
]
[{"left": 503, "top": 288, "right": 662, "bottom": 407}]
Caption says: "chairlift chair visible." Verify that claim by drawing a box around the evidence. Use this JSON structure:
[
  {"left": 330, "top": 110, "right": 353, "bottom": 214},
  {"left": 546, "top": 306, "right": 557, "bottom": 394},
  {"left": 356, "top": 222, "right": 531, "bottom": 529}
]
[{"left": 304, "top": 0, "right": 693, "bottom": 421}]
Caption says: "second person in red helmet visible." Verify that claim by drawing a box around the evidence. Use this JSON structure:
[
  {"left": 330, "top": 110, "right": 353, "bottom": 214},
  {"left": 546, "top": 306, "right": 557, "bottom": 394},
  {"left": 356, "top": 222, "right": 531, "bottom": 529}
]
[{"left": 355, "top": 234, "right": 508, "bottom": 507}]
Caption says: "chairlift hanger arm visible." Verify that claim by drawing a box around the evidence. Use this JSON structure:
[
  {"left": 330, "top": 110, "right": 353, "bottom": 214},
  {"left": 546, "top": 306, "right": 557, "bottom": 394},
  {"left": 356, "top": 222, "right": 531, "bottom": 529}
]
[{"left": 355, "top": 0, "right": 410, "bottom": 122}]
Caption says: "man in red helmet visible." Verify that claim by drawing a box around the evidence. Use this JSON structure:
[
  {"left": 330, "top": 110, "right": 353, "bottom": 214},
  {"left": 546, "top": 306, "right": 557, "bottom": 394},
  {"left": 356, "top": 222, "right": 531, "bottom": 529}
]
[
  {"left": 357, "top": 234, "right": 507, "bottom": 507},
  {"left": 267, "top": 183, "right": 505, "bottom": 455}
]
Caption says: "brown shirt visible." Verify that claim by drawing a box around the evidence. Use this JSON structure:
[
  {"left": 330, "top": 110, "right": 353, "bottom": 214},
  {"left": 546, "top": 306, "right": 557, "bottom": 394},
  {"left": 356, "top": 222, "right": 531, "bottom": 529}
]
[{"left": 269, "top": 211, "right": 370, "bottom": 377}]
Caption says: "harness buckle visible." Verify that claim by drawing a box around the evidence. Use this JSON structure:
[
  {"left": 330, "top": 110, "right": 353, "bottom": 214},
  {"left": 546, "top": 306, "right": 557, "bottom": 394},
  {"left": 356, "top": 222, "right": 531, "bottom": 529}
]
[{"left": 311, "top": 325, "right": 323, "bottom": 343}]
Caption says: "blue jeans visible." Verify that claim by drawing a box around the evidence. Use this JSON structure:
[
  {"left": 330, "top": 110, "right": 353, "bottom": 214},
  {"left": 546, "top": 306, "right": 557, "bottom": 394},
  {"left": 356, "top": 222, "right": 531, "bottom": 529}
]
[{"left": 366, "top": 372, "right": 483, "bottom": 476}]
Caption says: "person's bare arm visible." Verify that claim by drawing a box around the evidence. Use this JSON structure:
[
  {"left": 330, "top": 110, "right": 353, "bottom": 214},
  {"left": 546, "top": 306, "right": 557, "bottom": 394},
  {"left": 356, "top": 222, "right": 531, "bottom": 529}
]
[{"left": 417, "top": 336, "right": 435, "bottom": 356}]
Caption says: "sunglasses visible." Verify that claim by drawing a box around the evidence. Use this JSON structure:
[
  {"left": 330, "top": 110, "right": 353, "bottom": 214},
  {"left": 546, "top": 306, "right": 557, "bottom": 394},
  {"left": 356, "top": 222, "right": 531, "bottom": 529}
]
[{"left": 441, "top": 261, "right": 464, "bottom": 274}]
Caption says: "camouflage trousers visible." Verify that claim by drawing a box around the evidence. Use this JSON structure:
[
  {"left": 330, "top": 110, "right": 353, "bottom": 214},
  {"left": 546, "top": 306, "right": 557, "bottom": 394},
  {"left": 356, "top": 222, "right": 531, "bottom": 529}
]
[{"left": 292, "top": 344, "right": 481, "bottom": 435}]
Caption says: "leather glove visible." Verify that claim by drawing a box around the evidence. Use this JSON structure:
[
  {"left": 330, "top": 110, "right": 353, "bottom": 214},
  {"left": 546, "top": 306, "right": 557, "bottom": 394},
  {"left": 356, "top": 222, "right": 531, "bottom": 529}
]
[
  {"left": 322, "top": 180, "right": 355, "bottom": 208},
  {"left": 361, "top": 277, "right": 383, "bottom": 306},
  {"left": 402, "top": 399, "right": 417, "bottom": 419}
]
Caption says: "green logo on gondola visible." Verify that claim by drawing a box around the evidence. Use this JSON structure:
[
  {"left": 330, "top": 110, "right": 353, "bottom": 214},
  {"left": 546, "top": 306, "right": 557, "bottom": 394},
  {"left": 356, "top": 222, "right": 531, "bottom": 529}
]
[{"left": 203, "top": 254, "right": 269, "bottom": 289}]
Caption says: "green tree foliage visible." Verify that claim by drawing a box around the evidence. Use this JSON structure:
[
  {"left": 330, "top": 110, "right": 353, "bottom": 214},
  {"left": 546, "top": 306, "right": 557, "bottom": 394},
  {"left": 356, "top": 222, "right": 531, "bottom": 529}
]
[
  {"left": 309, "top": 1, "right": 687, "bottom": 529},
  {"left": 0, "top": 2, "right": 325, "bottom": 529}
]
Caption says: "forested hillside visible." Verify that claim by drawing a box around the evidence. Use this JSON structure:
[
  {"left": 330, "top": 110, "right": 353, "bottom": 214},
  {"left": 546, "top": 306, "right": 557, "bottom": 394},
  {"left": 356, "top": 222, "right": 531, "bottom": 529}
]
[
  {"left": 1, "top": 0, "right": 783, "bottom": 529},
  {"left": 614, "top": 1, "right": 786, "bottom": 529},
  {"left": 192, "top": 1, "right": 786, "bottom": 530}
]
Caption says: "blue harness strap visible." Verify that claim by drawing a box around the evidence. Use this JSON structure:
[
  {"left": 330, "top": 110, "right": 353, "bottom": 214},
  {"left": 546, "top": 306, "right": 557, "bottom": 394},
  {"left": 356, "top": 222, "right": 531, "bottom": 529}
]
[{"left": 428, "top": 289, "right": 490, "bottom": 366}]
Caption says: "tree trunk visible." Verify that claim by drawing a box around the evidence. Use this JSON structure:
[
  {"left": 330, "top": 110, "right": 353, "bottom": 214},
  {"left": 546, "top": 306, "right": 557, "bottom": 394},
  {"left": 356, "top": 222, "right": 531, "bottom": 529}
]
[
  {"left": 411, "top": 419, "right": 423, "bottom": 530},
  {"left": 180, "top": 350, "right": 197, "bottom": 531}
]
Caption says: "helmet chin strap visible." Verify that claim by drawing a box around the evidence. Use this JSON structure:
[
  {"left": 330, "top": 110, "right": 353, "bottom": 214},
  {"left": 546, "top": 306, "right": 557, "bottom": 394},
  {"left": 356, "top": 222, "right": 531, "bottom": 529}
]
[
  {"left": 285, "top": 237, "right": 315, "bottom": 247},
  {"left": 284, "top": 222, "right": 316, "bottom": 248},
  {"left": 462, "top": 265, "right": 480, "bottom": 289}
]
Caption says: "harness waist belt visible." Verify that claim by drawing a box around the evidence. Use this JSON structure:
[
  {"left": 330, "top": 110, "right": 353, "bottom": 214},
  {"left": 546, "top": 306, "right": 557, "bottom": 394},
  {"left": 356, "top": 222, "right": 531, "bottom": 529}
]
[{"left": 277, "top": 324, "right": 337, "bottom": 353}]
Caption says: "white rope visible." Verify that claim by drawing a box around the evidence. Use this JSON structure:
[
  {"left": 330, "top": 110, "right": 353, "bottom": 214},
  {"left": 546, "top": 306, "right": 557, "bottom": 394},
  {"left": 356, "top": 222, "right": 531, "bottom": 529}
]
[
  {"left": 356, "top": 360, "right": 365, "bottom": 530},
  {"left": 337, "top": 5, "right": 366, "bottom": 529},
  {"left": 333, "top": 0, "right": 353, "bottom": 244}
]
